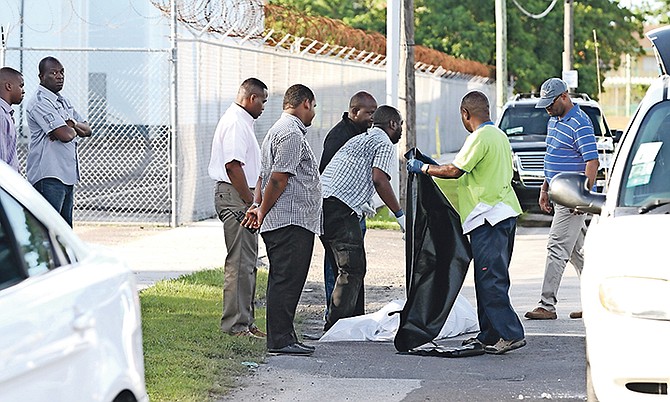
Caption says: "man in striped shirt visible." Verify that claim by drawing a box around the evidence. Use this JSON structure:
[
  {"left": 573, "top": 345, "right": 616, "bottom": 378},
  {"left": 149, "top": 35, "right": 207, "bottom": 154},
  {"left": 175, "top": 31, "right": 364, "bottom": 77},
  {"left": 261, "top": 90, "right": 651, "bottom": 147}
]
[
  {"left": 243, "top": 84, "right": 321, "bottom": 356},
  {"left": 0, "top": 67, "right": 24, "bottom": 171},
  {"left": 320, "top": 105, "right": 405, "bottom": 331},
  {"left": 525, "top": 78, "right": 598, "bottom": 321}
]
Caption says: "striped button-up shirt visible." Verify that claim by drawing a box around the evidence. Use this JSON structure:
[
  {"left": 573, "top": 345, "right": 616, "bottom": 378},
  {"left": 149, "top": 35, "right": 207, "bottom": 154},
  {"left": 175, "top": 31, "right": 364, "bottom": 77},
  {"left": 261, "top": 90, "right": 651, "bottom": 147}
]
[
  {"left": 259, "top": 113, "right": 322, "bottom": 235},
  {"left": 0, "top": 98, "right": 18, "bottom": 170},
  {"left": 321, "top": 127, "right": 395, "bottom": 217},
  {"left": 544, "top": 104, "right": 598, "bottom": 183}
]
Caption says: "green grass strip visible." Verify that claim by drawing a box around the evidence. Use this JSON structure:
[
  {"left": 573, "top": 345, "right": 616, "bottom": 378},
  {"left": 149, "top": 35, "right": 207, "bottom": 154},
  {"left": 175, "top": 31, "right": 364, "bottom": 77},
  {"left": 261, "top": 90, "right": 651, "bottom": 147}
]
[{"left": 141, "top": 268, "right": 268, "bottom": 401}]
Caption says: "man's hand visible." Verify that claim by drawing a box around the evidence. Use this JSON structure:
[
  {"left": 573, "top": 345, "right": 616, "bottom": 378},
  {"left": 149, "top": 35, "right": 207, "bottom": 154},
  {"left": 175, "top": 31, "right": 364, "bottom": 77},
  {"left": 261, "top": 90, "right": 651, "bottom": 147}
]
[
  {"left": 242, "top": 204, "right": 264, "bottom": 230},
  {"left": 406, "top": 159, "right": 424, "bottom": 174},
  {"left": 361, "top": 200, "right": 376, "bottom": 218},
  {"left": 539, "top": 190, "right": 553, "bottom": 214}
]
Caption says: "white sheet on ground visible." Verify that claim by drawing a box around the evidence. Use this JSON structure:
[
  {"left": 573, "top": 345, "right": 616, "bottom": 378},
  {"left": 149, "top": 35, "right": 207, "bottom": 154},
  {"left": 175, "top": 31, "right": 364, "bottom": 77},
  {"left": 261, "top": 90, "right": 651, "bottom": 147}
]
[{"left": 318, "top": 294, "right": 479, "bottom": 342}]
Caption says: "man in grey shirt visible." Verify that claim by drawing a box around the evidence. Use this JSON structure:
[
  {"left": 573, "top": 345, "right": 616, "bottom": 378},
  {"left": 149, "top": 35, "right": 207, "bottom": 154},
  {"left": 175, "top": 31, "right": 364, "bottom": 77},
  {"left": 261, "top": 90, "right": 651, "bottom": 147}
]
[
  {"left": 26, "top": 57, "right": 92, "bottom": 226},
  {"left": 243, "top": 84, "right": 321, "bottom": 356},
  {"left": 0, "top": 67, "right": 24, "bottom": 170}
]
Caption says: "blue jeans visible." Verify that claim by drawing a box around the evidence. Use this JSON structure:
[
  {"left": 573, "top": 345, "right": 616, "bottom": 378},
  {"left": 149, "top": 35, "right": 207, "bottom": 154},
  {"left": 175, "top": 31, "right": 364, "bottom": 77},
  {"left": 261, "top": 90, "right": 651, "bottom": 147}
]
[
  {"left": 469, "top": 217, "right": 525, "bottom": 343},
  {"left": 34, "top": 178, "right": 74, "bottom": 227}
]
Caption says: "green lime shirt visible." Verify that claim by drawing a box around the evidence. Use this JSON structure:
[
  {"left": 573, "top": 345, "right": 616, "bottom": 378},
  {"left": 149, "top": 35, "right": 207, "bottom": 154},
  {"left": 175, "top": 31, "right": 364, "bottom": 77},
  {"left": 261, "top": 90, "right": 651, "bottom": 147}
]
[{"left": 451, "top": 123, "right": 522, "bottom": 226}]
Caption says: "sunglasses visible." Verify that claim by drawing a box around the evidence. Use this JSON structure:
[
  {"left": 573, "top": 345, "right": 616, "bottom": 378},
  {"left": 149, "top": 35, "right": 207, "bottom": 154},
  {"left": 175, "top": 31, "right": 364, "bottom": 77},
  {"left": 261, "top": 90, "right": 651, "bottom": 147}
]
[{"left": 546, "top": 93, "right": 563, "bottom": 109}]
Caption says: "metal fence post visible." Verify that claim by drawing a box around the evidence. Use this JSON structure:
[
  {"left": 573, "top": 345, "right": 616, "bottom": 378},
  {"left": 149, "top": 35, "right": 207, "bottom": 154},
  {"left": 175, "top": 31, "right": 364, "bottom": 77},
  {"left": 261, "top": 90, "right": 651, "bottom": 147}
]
[
  {"left": 169, "top": 0, "right": 179, "bottom": 227},
  {"left": 0, "top": 26, "right": 6, "bottom": 67}
]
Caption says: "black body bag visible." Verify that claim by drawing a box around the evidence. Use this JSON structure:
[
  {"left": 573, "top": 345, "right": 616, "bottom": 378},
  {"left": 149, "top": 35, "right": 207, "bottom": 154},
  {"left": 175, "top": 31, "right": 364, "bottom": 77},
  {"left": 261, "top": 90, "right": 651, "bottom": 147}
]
[{"left": 393, "top": 148, "right": 473, "bottom": 352}]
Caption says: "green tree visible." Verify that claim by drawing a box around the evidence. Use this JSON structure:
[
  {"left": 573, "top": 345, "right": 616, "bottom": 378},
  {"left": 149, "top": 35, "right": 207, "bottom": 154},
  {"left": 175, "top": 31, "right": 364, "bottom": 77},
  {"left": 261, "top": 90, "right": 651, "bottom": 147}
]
[{"left": 269, "top": 0, "right": 645, "bottom": 98}]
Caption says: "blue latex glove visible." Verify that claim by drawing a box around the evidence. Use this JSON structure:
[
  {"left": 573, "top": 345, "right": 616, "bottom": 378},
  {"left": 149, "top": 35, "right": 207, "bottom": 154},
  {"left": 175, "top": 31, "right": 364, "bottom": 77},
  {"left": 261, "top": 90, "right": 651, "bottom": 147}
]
[{"left": 406, "top": 158, "right": 424, "bottom": 174}]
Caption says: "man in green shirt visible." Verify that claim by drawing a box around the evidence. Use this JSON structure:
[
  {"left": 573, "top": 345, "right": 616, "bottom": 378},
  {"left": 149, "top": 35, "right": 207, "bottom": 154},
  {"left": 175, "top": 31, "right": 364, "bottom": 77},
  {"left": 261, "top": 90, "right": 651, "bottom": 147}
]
[{"left": 406, "top": 90, "right": 525, "bottom": 355}]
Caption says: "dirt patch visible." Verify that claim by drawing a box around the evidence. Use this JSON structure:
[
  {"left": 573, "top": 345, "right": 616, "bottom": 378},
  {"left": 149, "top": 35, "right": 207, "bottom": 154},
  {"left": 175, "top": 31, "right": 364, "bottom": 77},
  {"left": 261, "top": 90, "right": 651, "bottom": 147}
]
[{"left": 258, "top": 229, "right": 407, "bottom": 336}]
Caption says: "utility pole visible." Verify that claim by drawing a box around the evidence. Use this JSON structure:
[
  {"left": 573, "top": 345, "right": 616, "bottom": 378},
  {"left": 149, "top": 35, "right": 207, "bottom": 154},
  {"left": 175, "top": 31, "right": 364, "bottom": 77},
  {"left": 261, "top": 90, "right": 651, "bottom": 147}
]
[
  {"left": 386, "top": 0, "right": 400, "bottom": 108},
  {"left": 398, "top": 0, "right": 415, "bottom": 208},
  {"left": 563, "top": 0, "right": 574, "bottom": 88},
  {"left": 495, "top": 0, "right": 507, "bottom": 119}
]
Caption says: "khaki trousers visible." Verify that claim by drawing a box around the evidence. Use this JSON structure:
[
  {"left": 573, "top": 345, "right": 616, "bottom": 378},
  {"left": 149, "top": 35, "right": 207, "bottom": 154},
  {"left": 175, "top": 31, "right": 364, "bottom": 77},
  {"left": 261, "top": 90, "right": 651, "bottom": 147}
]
[
  {"left": 215, "top": 182, "right": 259, "bottom": 333},
  {"left": 538, "top": 204, "right": 587, "bottom": 311}
]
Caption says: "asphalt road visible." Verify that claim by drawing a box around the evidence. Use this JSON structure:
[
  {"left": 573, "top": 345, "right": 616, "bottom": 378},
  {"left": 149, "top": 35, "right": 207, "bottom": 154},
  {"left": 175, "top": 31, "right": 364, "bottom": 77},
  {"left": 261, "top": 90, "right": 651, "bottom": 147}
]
[
  {"left": 222, "top": 221, "right": 587, "bottom": 402},
  {"left": 75, "top": 214, "right": 586, "bottom": 402}
]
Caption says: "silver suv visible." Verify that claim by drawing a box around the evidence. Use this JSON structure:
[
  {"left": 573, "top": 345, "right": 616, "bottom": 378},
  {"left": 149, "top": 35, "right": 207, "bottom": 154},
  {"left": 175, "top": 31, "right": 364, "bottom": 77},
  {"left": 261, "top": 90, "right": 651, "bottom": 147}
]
[{"left": 497, "top": 93, "right": 622, "bottom": 211}]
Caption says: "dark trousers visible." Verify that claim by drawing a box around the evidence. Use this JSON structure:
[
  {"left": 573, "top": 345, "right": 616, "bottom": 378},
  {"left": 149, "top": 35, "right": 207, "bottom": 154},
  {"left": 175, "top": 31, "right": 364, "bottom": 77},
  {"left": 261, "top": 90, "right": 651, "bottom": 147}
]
[
  {"left": 470, "top": 217, "right": 525, "bottom": 344},
  {"left": 320, "top": 197, "right": 366, "bottom": 330},
  {"left": 262, "top": 225, "right": 315, "bottom": 349},
  {"left": 323, "top": 216, "right": 366, "bottom": 316},
  {"left": 34, "top": 178, "right": 74, "bottom": 227}
]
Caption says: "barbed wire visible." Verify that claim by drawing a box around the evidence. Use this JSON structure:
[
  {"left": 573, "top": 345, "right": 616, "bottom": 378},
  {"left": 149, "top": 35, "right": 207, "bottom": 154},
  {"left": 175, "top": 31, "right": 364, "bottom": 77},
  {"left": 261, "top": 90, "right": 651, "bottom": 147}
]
[
  {"left": 151, "top": 0, "right": 265, "bottom": 37},
  {"left": 149, "top": 1, "right": 492, "bottom": 79},
  {"left": 264, "top": 5, "right": 493, "bottom": 78}
]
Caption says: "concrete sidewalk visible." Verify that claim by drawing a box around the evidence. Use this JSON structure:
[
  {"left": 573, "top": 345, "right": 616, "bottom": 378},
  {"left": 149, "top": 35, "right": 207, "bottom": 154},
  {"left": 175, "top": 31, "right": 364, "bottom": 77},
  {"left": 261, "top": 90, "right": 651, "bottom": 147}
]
[{"left": 74, "top": 218, "right": 253, "bottom": 289}]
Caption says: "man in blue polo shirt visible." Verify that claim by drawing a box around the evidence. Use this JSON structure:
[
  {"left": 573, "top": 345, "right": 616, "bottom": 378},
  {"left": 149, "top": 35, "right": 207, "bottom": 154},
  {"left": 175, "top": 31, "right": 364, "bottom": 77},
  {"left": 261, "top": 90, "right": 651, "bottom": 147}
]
[{"left": 525, "top": 78, "right": 598, "bottom": 321}]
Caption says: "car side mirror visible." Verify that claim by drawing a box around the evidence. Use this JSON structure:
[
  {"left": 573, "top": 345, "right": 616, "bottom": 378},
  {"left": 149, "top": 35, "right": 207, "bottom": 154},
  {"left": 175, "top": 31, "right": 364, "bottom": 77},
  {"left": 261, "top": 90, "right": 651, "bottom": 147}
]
[
  {"left": 548, "top": 172, "right": 606, "bottom": 215},
  {"left": 611, "top": 129, "right": 624, "bottom": 143}
]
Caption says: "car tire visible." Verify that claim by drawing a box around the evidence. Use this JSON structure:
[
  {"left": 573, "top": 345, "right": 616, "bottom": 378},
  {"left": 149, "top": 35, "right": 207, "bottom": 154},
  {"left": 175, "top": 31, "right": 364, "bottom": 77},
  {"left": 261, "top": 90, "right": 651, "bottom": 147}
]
[
  {"left": 586, "top": 358, "right": 599, "bottom": 402},
  {"left": 113, "top": 391, "right": 138, "bottom": 402}
]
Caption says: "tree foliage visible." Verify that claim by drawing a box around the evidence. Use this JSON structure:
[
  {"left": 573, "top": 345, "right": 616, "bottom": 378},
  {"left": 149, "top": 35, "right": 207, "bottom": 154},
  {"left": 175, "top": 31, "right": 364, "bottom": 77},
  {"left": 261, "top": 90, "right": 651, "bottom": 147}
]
[{"left": 269, "top": 0, "right": 645, "bottom": 98}]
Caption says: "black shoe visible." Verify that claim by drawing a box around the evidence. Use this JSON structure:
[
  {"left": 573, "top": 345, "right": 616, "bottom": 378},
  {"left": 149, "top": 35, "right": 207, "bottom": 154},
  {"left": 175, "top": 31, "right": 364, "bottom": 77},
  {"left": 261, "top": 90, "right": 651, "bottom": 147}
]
[
  {"left": 461, "top": 337, "right": 484, "bottom": 347},
  {"left": 302, "top": 332, "right": 323, "bottom": 340},
  {"left": 297, "top": 342, "right": 315, "bottom": 351},
  {"left": 268, "top": 343, "right": 314, "bottom": 356}
]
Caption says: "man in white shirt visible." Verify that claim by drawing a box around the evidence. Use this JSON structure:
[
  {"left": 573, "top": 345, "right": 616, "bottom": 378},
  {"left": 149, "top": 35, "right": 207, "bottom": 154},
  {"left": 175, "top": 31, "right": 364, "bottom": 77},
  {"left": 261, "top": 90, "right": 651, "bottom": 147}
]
[{"left": 208, "top": 78, "right": 268, "bottom": 338}]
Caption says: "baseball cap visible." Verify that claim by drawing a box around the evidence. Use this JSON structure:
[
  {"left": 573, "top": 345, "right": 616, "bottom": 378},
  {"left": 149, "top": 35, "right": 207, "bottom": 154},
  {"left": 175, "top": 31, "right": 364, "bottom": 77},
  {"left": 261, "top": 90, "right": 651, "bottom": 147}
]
[{"left": 535, "top": 78, "right": 568, "bottom": 108}]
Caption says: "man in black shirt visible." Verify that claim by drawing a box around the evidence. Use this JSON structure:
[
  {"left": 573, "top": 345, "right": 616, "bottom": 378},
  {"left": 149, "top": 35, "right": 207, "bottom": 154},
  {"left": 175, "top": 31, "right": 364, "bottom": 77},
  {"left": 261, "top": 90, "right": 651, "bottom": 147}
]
[
  {"left": 319, "top": 91, "right": 377, "bottom": 324},
  {"left": 319, "top": 91, "right": 378, "bottom": 173}
]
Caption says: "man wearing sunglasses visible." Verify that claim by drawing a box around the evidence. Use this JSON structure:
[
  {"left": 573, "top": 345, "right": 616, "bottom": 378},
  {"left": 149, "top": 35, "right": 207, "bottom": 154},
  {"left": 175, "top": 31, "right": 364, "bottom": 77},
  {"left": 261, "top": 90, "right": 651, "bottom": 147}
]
[{"left": 524, "top": 78, "right": 598, "bottom": 321}]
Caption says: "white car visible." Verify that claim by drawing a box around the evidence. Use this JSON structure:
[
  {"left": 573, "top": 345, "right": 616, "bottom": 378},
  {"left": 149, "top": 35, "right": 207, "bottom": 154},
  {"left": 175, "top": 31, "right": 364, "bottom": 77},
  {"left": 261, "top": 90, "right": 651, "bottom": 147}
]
[
  {"left": 549, "top": 26, "right": 670, "bottom": 402},
  {"left": 0, "top": 161, "right": 148, "bottom": 402}
]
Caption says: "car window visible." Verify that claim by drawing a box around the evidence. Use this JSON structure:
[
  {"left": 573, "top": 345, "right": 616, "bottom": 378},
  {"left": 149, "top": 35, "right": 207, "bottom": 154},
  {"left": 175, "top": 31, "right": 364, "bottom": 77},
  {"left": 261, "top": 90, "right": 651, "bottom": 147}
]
[
  {"left": 499, "top": 104, "right": 605, "bottom": 136},
  {"left": 581, "top": 107, "right": 606, "bottom": 137},
  {"left": 499, "top": 106, "right": 550, "bottom": 135},
  {"left": 0, "top": 188, "right": 58, "bottom": 276},
  {"left": 0, "top": 211, "right": 25, "bottom": 289},
  {"left": 619, "top": 100, "right": 670, "bottom": 207}
]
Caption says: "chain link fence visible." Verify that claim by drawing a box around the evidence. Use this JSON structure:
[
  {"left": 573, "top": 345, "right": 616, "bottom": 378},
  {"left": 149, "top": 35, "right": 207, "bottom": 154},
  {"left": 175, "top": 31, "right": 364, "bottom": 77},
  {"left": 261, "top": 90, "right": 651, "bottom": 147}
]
[
  {"left": 3, "top": 32, "right": 494, "bottom": 226},
  {"left": 4, "top": 48, "right": 172, "bottom": 224},
  {"left": 175, "top": 34, "right": 496, "bottom": 224}
]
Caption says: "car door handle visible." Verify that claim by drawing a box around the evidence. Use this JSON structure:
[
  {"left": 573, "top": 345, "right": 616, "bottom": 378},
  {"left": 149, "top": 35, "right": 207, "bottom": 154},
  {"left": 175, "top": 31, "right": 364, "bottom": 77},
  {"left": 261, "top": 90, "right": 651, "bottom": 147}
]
[{"left": 72, "top": 312, "right": 95, "bottom": 331}]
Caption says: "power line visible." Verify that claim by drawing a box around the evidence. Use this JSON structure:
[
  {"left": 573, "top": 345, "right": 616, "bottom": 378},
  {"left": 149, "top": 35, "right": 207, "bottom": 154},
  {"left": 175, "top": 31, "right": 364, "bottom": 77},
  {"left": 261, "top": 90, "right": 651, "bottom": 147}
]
[{"left": 511, "top": 0, "right": 558, "bottom": 19}]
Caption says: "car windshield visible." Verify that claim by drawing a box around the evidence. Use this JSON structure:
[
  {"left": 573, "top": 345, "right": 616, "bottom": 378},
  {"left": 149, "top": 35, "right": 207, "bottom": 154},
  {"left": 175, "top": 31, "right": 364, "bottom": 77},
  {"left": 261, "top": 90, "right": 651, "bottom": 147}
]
[
  {"left": 498, "top": 104, "right": 607, "bottom": 137},
  {"left": 619, "top": 100, "right": 670, "bottom": 209}
]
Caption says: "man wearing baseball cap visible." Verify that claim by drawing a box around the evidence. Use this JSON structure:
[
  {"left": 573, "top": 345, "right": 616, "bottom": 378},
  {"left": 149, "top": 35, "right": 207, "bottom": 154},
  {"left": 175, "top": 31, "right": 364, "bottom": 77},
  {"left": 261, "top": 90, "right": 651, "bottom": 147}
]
[{"left": 525, "top": 77, "right": 598, "bottom": 321}]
